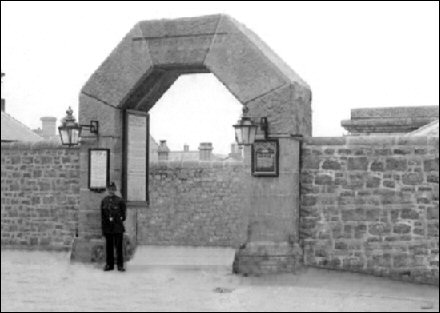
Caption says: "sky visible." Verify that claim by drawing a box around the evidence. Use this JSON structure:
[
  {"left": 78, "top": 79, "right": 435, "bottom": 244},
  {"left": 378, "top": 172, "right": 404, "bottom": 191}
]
[{"left": 1, "top": 1, "right": 439, "bottom": 154}]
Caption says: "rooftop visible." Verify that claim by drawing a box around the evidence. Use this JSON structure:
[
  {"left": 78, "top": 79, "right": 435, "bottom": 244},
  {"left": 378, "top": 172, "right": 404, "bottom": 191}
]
[{"left": 1, "top": 111, "right": 43, "bottom": 142}]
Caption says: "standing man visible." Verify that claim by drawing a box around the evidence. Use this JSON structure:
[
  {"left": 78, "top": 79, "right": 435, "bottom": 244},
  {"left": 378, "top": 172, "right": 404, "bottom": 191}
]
[{"left": 101, "top": 182, "right": 126, "bottom": 272}]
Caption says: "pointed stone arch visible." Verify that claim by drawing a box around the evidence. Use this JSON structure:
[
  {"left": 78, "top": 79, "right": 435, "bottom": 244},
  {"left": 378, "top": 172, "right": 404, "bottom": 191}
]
[{"left": 76, "top": 14, "right": 311, "bottom": 274}]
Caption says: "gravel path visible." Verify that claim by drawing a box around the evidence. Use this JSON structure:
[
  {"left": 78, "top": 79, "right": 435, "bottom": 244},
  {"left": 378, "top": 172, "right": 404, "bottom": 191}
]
[{"left": 1, "top": 247, "right": 438, "bottom": 312}]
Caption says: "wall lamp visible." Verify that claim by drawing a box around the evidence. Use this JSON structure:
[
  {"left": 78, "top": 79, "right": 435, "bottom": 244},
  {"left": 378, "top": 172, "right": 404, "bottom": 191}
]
[
  {"left": 58, "top": 107, "right": 99, "bottom": 147},
  {"left": 233, "top": 104, "right": 268, "bottom": 146}
]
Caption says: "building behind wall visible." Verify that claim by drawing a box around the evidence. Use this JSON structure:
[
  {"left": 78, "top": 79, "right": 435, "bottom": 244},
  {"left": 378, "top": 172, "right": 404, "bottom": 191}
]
[
  {"left": 33, "top": 117, "right": 60, "bottom": 142},
  {"left": 342, "top": 105, "right": 439, "bottom": 136},
  {"left": 154, "top": 141, "right": 243, "bottom": 162}
]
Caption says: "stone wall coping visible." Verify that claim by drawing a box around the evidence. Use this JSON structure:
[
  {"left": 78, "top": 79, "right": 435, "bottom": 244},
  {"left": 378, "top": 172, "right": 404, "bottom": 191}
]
[
  {"left": 303, "top": 136, "right": 439, "bottom": 147},
  {"left": 351, "top": 105, "right": 439, "bottom": 119},
  {"left": 1, "top": 141, "right": 79, "bottom": 151},
  {"left": 341, "top": 117, "right": 437, "bottom": 126},
  {"left": 150, "top": 160, "right": 246, "bottom": 169}
]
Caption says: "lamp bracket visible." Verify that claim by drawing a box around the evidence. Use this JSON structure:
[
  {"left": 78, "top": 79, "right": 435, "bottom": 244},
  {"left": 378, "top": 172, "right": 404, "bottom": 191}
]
[
  {"left": 80, "top": 120, "right": 99, "bottom": 134},
  {"left": 260, "top": 117, "right": 268, "bottom": 139},
  {"left": 245, "top": 116, "right": 269, "bottom": 140}
]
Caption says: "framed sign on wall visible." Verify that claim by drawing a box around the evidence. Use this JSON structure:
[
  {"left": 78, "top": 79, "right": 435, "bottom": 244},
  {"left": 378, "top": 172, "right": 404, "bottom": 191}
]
[
  {"left": 123, "top": 109, "right": 149, "bottom": 206},
  {"left": 88, "top": 148, "right": 110, "bottom": 192},
  {"left": 251, "top": 139, "right": 279, "bottom": 177}
]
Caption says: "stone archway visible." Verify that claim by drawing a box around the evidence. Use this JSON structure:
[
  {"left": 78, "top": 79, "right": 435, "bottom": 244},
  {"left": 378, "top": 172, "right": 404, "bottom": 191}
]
[{"left": 75, "top": 14, "right": 311, "bottom": 274}]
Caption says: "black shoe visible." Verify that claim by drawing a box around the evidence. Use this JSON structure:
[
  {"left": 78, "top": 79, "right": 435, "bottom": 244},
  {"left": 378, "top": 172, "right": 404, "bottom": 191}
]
[
  {"left": 104, "top": 265, "right": 114, "bottom": 271},
  {"left": 117, "top": 266, "right": 126, "bottom": 272}
]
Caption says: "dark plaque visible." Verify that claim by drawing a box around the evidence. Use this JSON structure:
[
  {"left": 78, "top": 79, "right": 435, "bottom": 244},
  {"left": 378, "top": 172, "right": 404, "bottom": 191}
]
[
  {"left": 88, "top": 149, "right": 110, "bottom": 191},
  {"left": 251, "top": 140, "right": 279, "bottom": 177}
]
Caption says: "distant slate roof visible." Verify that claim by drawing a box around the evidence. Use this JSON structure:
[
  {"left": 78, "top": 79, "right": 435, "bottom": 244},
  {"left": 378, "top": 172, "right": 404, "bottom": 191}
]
[
  {"left": 1, "top": 111, "right": 43, "bottom": 142},
  {"left": 407, "top": 119, "right": 439, "bottom": 137}
]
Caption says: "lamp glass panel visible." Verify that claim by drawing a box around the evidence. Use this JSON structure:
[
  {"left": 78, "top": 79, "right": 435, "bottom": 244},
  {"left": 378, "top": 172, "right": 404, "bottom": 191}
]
[
  {"left": 70, "top": 128, "right": 80, "bottom": 145},
  {"left": 234, "top": 127, "right": 243, "bottom": 145},
  {"left": 248, "top": 125, "right": 257, "bottom": 144},
  {"left": 59, "top": 129, "right": 70, "bottom": 145},
  {"left": 242, "top": 124, "right": 250, "bottom": 145}
]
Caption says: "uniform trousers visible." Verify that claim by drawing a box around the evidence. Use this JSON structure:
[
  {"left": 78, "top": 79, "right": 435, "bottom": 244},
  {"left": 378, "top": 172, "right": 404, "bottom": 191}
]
[{"left": 105, "top": 233, "right": 123, "bottom": 268}]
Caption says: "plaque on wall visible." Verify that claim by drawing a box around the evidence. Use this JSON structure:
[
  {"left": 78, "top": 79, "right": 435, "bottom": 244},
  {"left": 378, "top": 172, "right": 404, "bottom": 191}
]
[
  {"left": 125, "top": 111, "right": 148, "bottom": 203},
  {"left": 251, "top": 140, "right": 279, "bottom": 177},
  {"left": 88, "top": 149, "right": 110, "bottom": 191}
]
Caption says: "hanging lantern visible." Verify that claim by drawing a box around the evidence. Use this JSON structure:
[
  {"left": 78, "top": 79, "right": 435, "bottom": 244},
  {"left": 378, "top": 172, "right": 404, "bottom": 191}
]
[
  {"left": 58, "top": 107, "right": 81, "bottom": 146},
  {"left": 233, "top": 116, "right": 259, "bottom": 146},
  {"left": 58, "top": 107, "right": 98, "bottom": 147}
]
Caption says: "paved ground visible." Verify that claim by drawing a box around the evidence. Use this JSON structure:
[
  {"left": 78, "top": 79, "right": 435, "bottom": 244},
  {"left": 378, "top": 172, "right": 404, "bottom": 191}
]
[{"left": 1, "top": 246, "right": 439, "bottom": 312}]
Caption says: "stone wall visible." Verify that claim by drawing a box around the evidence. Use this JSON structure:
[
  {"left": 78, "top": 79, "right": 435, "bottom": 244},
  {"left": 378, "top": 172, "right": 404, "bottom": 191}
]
[
  {"left": 3, "top": 134, "right": 438, "bottom": 284},
  {"left": 137, "top": 161, "right": 249, "bottom": 247},
  {"left": 300, "top": 136, "right": 439, "bottom": 284},
  {"left": 1, "top": 142, "right": 80, "bottom": 250}
]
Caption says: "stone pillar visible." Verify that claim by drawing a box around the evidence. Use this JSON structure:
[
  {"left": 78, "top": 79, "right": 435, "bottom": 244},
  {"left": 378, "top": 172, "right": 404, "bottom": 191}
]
[
  {"left": 40, "top": 117, "right": 57, "bottom": 139},
  {"left": 158, "top": 140, "right": 170, "bottom": 161},
  {"left": 70, "top": 94, "right": 126, "bottom": 263},
  {"left": 233, "top": 137, "right": 302, "bottom": 275},
  {"left": 198, "top": 142, "right": 213, "bottom": 161}
]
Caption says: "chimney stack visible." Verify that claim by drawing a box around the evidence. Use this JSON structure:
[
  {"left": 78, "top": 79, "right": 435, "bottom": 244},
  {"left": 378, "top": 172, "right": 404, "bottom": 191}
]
[
  {"left": 40, "top": 117, "right": 57, "bottom": 138},
  {"left": 198, "top": 142, "right": 213, "bottom": 161},
  {"left": 158, "top": 140, "right": 170, "bottom": 161}
]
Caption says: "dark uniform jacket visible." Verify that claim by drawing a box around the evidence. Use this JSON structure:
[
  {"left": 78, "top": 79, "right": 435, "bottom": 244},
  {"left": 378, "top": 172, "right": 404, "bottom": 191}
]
[{"left": 101, "top": 195, "right": 126, "bottom": 235}]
